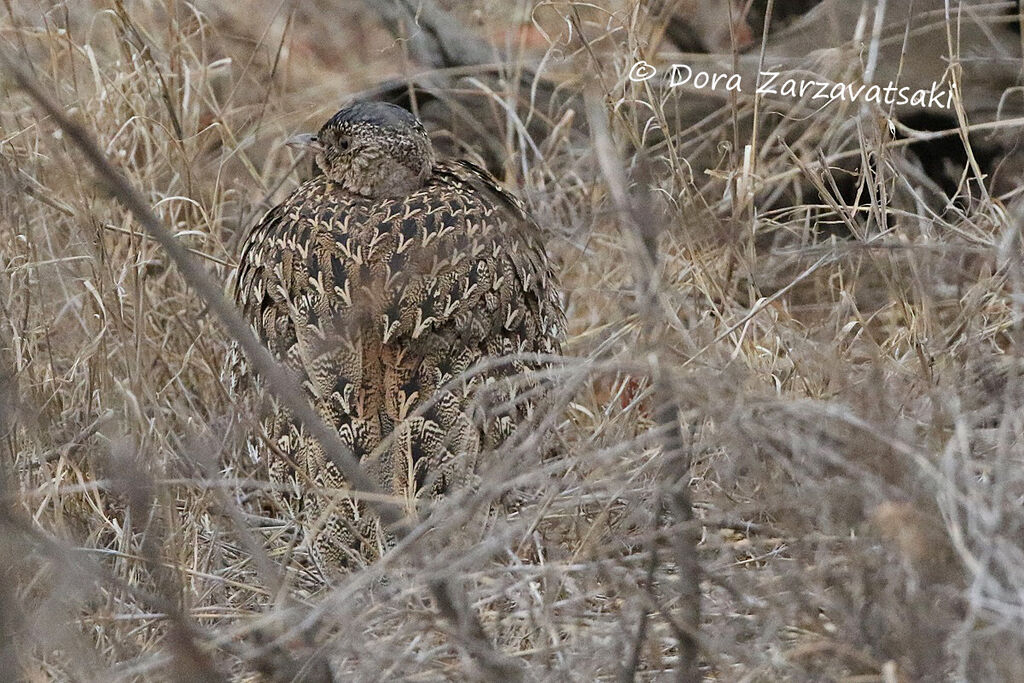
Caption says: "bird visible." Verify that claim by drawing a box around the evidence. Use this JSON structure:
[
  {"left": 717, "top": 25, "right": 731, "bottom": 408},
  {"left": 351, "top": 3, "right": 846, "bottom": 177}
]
[{"left": 227, "top": 101, "right": 564, "bottom": 570}]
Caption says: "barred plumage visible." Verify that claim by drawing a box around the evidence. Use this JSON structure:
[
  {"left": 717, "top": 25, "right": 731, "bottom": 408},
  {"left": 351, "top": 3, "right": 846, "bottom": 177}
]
[{"left": 227, "top": 102, "right": 563, "bottom": 569}]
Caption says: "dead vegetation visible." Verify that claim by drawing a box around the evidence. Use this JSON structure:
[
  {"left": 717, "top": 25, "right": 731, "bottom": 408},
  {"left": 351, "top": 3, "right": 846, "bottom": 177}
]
[{"left": 1, "top": 0, "right": 1023, "bottom": 680}]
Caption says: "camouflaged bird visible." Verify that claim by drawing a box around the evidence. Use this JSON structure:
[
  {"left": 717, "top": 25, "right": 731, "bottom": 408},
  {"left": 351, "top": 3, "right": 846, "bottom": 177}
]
[{"left": 228, "top": 102, "right": 563, "bottom": 569}]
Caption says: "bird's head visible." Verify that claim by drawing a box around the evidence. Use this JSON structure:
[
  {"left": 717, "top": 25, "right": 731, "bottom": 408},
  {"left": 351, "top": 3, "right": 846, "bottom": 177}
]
[{"left": 287, "top": 102, "right": 435, "bottom": 198}]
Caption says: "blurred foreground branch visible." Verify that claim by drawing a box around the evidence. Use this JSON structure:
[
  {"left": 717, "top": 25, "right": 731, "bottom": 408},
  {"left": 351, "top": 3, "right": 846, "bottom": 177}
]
[
  {"left": 2, "top": 51, "right": 522, "bottom": 681},
  {"left": 585, "top": 88, "right": 703, "bottom": 681}
]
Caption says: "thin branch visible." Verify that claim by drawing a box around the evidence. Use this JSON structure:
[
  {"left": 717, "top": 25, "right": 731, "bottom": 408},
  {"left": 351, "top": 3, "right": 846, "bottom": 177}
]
[
  {"left": 1, "top": 51, "right": 402, "bottom": 534},
  {"left": 364, "top": 0, "right": 494, "bottom": 69},
  {"left": 2, "top": 51, "right": 523, "bottom": 679}
]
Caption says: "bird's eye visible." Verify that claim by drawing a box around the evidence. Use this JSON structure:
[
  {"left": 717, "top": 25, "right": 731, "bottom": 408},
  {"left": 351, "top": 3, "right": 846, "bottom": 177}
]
[{"left": 338, "top": 139, "right": 350, "bottom": 151}]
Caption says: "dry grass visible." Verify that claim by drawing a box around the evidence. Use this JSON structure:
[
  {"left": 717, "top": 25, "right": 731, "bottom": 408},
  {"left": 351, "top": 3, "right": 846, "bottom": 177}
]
[{"left": 2, "top": 0, "right": 1023, "bottom": 680}]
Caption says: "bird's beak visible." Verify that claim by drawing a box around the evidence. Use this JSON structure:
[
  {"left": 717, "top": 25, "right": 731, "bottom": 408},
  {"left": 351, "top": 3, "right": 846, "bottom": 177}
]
[{"left": 285, "top": 133, "right": 322, "bottom": 154}]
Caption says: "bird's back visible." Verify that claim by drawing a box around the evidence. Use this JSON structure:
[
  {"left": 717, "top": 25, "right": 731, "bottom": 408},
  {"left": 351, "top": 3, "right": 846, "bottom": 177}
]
[{"left": 229, "top": 159, "right": 563, "bottom": 568}]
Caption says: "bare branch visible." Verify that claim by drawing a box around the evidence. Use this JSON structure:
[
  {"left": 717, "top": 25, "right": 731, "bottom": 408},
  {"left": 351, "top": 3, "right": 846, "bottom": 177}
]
[
  {"left": 0, "top": 51, "right": 404, "bottom": 535},
  {"left": 364, "top": 0, "right": 494, "bottom": 69},
  {"left": 1, "top": 49, "right": 523, "bottom": 679}
]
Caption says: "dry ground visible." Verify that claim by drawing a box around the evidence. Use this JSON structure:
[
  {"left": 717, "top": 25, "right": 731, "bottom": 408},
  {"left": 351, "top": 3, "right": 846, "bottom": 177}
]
[{"left": 1, "top": 1, "right": 1023, "bottom": 680}]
